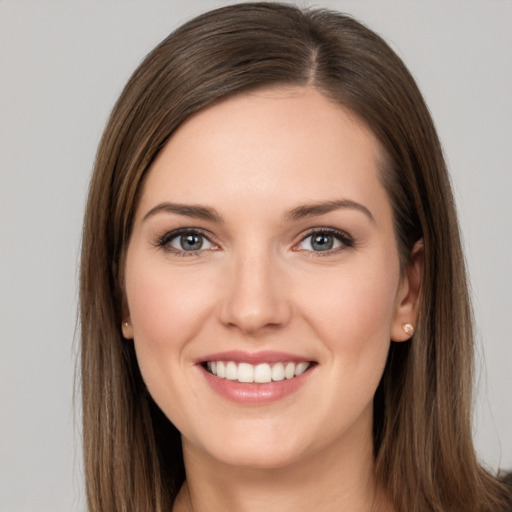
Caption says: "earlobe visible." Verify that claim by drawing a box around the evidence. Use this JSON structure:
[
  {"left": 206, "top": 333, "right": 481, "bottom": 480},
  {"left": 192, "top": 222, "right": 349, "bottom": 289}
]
[
  {"left": 120, "top": 288, "right": 134, "bottom": 339},
  {"left": 390, "top": 240, "right": 424, "bottom": 342},
  {"left": 122, "top": 320, "right": 134, "bottom": 339},
  {"left": 121, "top": 298, "right": 134, "bottom": 339}
]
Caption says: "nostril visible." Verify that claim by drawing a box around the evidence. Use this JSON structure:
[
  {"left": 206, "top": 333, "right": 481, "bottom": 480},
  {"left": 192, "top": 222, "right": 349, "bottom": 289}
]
[
  {"left": 217, "top": 270, "right": 292, "bottom": 332},
  {"left": 219, "top": 304, "right": 292, "bottom": 334}
]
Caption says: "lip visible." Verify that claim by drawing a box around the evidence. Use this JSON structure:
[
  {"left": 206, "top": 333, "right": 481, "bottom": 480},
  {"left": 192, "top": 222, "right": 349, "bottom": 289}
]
[{"left": 195, "top": 351, "right": 317, "bottom": 405}]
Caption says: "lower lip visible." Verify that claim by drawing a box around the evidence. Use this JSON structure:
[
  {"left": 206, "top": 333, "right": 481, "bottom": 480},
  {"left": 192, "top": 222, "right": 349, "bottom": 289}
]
[{"left": 199, "top": 364, "right": 315, "bottom": 404}]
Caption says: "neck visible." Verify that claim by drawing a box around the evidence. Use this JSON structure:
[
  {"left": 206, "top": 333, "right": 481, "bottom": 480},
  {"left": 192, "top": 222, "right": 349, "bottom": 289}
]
[{"left": 173, "top": 413, "right": 394, "bottom": 512}]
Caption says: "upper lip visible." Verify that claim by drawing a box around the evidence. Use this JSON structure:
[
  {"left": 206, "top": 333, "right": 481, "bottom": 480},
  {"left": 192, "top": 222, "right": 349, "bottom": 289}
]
[{"left": 195, "top": 350, "right": 314, "bottom": 365}]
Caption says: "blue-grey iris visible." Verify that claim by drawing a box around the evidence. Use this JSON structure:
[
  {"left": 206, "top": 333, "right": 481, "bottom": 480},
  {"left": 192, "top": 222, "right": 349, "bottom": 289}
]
[
  {"left": 311, "top": 233, "right": 333, "bottom": 251},
  {"left": 181, "top": 234, "right": 203, "bottom": 251}
]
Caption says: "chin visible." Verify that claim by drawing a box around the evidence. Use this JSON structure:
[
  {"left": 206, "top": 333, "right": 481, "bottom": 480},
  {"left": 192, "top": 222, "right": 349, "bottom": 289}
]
[
  {"left": 186, "top": 421, "right": 314, "bottom": 471},
  {"left": 207, "top": 443, "right": 307, "bottom": 471}
]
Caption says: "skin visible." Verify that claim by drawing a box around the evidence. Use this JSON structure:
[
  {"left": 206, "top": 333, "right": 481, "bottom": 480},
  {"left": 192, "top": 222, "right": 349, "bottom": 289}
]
[{"left": 122, "top": 86, "right": 422, "bottom": 512}]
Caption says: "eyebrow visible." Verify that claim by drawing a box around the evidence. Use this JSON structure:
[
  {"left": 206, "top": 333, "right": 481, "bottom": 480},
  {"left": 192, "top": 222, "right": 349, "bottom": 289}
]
[
  {"left": 285, "top": 199, "right": 375, "bottom": 224},
  {"left": 142, "top": 198, "right": 375, "bottom": 225},
  {"left": 142, "top": 202, "right": 223, "bottom": 223}
]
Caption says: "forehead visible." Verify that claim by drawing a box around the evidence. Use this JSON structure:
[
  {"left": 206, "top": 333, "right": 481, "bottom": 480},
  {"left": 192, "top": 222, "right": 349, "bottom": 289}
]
[{"left": 136, "top": 86, "right": 389, "bottom": 222}]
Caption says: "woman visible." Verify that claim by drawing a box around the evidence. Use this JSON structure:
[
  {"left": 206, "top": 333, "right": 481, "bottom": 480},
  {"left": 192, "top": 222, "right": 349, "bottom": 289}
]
[{"left": 79, "top": 3, "right": 512, "bottom": 511}]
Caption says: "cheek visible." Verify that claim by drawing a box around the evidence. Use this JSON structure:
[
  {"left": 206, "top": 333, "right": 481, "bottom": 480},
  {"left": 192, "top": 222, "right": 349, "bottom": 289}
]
[
  {"left": 123, "top": 256, "right": 217, "bottom": 399},
  {"left": 124, "top": 257, "right": 216, "bottom": 426},
  {"left": 126, "top": 259, "right": 212, "bottom": 344},
  {"left": 298, "top": 252, "right": 400, "bottom": 367}
]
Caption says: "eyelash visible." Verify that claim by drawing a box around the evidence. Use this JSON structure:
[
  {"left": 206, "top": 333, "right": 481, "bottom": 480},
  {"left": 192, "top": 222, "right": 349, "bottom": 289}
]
[{"left": 155, "top": 227, "right": 355, "bottom": 257}]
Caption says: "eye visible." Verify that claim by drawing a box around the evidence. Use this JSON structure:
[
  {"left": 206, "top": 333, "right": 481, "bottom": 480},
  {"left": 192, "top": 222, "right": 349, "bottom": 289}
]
[
  {"left": 159, "top": 229, "right": 216, "bottom": 255},
  {"left": 296, "top": 229, "right": 353, "bottom": 253}
]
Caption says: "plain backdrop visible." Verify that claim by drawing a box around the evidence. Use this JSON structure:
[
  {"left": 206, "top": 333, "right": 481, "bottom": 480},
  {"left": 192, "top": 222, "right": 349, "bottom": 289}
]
[{"left": 0, "top": 1, "right": 510, "bottom": 510}]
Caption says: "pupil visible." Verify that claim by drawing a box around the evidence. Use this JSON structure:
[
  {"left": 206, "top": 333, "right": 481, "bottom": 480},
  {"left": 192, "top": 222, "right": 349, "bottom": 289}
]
[
  {"left": 181, "top": 234, "right": 202, "bottom": 250},
  {"left": 312, "top": 234, "right": 333, "bottom": 251}
]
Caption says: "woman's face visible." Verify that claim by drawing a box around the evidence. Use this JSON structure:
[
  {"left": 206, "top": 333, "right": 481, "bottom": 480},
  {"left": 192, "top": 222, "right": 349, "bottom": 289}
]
[{"left": 123, "top": 87, "right": 418, "bottom": 470}]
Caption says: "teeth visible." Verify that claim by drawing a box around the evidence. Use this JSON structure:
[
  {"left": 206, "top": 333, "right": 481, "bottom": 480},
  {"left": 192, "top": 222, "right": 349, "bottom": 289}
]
[
  {"left": 237, "top": 363, "right": 254, "bottom": 383},
  {"left": 295, "top": 362, "right": 310, "bottom": 376},
  {"left": 216, "top": 361, "right": 226, "bottom": 378},
  {"left": 285, "top": 362, "right": 295, "bottom": 379},
  {"left": 206, "top": 360, "right": 311, "bottom": 383},
  {"left": 254, "top": 363, "right": 272, "bottom": 383},
  {"left": 271, "top": 362, "right": 285, "bottom": 381},
  {"left": 226, "top": 361, "right": 238, "bottom": 380}
]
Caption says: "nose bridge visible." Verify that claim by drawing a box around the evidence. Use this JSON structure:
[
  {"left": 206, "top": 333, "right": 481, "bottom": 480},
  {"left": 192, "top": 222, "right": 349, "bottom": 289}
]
[{"left": 219, "top": 239, "right": 290, "bottom": 333}]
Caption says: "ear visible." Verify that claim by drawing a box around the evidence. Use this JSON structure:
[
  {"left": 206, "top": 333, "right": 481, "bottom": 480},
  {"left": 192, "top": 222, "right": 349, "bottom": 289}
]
[{"left": 390, "top": 240, "right": 424, "bottom": 342}]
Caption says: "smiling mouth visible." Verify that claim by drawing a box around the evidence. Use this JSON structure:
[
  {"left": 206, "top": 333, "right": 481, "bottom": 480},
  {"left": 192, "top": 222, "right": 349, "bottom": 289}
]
[{"left": 203, "top": 361, "right": 314, "bottom": 384}]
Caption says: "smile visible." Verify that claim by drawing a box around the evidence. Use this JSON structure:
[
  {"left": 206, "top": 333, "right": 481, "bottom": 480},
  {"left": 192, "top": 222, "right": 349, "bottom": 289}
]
[
  {"left": 205, "top": 361, "right": 311, "bottom": 383},
  {"left": 197, "top": 351, "right": 317, "bottom": 404}
]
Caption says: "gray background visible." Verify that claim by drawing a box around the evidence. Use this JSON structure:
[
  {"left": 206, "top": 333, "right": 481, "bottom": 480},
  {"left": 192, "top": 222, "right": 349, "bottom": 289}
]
[{"left": 0, "top": 1, "right": 510, "bottom": 510}]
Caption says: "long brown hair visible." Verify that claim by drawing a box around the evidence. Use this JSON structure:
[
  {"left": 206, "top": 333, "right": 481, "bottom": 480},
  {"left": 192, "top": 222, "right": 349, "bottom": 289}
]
[{"left": 79, "top": 3, "right": 511, "bottom": 511}]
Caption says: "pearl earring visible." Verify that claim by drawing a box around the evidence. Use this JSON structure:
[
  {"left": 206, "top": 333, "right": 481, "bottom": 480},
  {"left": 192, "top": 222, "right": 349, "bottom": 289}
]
[{"left": 402, "top": 323, "right": 414, "bottom": 336}]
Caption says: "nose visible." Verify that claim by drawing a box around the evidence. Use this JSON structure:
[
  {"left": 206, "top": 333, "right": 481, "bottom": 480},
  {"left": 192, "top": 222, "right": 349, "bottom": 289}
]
[{"left": 218, "top": 250, "right": 291, "bottom": 335}]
